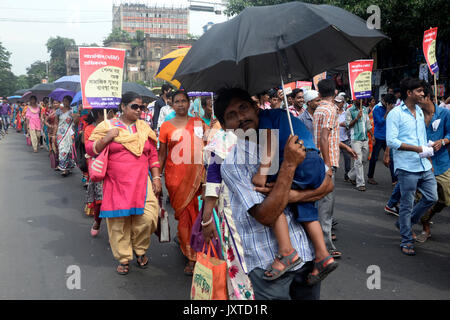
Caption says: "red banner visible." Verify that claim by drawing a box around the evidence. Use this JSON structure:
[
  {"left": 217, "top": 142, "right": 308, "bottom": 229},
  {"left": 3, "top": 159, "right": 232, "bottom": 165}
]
[
  {"left": 348, "top": 60, "right": 374, "bottom": 100},
  {"left": 423, "top": 27, "right": 439, "bottom": 75},
  {"left": 79, "top": 47, "right": 126, "bottom": 109}
]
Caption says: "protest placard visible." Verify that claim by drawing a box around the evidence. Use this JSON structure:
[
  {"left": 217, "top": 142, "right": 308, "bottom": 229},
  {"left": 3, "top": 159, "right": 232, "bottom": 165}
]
[
  {"left": 348, "top": 59, "right": 374, "bottom": 100},
  {"left": 296, "top": 81, "right": 312, "bottom": 90},
  {"left": 423, "top": 28, "right": 439, "bottom": 74},
  {"left": 79, "top": 47, "right": 126, "bottom": 109}
]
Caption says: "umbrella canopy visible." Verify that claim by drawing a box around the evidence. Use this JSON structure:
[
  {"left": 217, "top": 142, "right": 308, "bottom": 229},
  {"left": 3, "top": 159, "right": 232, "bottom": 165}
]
[
  {"left": 122, "top": 82, "right": 158, "bottom": 103},
  {"left": 175, "top": 1, "right": 388, "bottom": 94},
  {"left": 49, "top": 88, "right": 76, "bottom": 102},
  {"left": 71, "top": 91, "right": 82, "bottom": 106},
  {"left": 155, "top": 47, "right": 190, "bottom": 89},
  {"left": 53, "top": 75, "right": 81, "bottom": 92},
  {"left": 6, "top": 96, "right": 23, "bottom": 103},
  {"left": 21, "top": 83, "right": 57, "bottom": 101},
  {"left": 13, "top": 88, "right": 30, "bottom": 96}
]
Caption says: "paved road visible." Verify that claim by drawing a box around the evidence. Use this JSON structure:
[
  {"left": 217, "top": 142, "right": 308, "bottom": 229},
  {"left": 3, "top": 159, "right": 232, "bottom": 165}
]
[{"left": 0, "top": 131, "right": 449, "bottom": 299}]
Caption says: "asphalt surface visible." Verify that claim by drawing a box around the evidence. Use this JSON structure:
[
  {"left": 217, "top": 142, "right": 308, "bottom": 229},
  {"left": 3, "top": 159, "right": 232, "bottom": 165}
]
[{"left": 0, "top": 131, "right": 449, "bottom": 300}]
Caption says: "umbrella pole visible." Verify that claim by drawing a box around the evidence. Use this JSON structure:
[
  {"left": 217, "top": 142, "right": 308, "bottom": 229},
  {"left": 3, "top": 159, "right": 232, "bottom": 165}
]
[
  {"left": 104, "top": 108, "right": 111, "bottom": 129},
  {"left": 280, "top": 75, "right": 294, "bottom": 136},
  {"left": 211, "top": 92, "right": 215, "bottom": 119}
]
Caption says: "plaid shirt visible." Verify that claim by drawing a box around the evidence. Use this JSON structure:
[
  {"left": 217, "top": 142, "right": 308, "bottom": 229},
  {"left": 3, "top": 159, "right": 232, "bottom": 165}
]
[
  {"left": 221, "top": 139, "right": 314, "bottom": 274},
  {"left": 313, "top": 100, "right": 340, "bottom": 168}
]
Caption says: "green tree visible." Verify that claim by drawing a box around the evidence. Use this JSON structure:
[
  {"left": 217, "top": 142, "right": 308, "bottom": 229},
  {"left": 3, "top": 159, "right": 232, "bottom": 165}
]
[
  {"left": 103, "top": 28, "right": 131, "bottom": 45},
  {"left": 0, "top": 41, "right": 17, "bottom": 97},
  {"left": 225, "top": 0, "right": 450, "bottom": 48},
  {"left": 26, "top": 61, "right": 47, "bottom": 87},
  {"left": 46, "top": 36, "right": 76, "bottom": 81},
  {"left": 15, "top": 75, "right": 29, "bottom": 90}
]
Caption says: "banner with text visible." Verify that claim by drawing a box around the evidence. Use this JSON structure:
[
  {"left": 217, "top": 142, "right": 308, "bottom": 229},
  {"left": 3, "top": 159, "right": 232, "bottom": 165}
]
[
  {"left": 423, "top": 27, "right": 439, "bottom": 75},
  {"left": 296, "top": 81, "right": 312, "bottom": 90},
  {"left": 79, "top": 47, "right": 126, "bottom": 109},
  {"left": 348, "top": 59, "right": 374, "bottom": 100}
]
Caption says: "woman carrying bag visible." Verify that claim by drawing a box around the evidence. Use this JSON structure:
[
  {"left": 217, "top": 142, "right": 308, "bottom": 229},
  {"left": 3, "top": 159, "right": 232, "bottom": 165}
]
[{"left": 85, "top": 92, "right": 161, "bottom": 275}]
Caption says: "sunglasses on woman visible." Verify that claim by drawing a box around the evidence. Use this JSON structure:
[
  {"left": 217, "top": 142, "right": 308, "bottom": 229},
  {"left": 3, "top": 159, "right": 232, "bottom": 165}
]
[{"left": 129, "top": 104, "right": 146, "bottom": 111}]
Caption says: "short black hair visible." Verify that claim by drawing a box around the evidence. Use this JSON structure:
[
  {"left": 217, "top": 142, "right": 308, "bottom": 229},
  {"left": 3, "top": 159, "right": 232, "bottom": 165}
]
[
  {"left": 317, "top": 79, "right": 335, "bottom": 98},
  {"left": 171, "top": 90, "right": 189, "bottom": 103},
  {"left": 256, "top": 91, "right": 268, "bottom": 99},
  {"left": 382, "top": 93, "right": 396, "bottom": 105},
  {"left": 30, "top": 95, "right": 37, "bottom": 102},
  {"left": 292, "top": 88, "right": 303, "bottom": 98},
  {"left": 86, "top": 108, "right": 104, "bottom": 125},
  {"left": 422, "top": 81, "right": 435, "bottom": 100},
  {"left": 63, "top": 95, "right": 73, "bottom": 104},
  {"left": 214, "top": 87, "right": 254, "bottom": 126},
  {"left": 161, "top": 84, "right": 172, "bottom": 94},
  {"left": 121, "top": 91, "right": 141, "bottom": 106},
  {"left": 400, "top": 78, "right": 424, "bottom": 101},
  {"left": 268, "top": 88, "right": 278, "bottom": 99}
]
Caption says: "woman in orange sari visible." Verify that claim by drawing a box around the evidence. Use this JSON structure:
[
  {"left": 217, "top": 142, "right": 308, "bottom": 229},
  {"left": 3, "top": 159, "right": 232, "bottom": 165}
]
[
  {"left": 158, "top": 90, "right": 206, "bottom": 275},
  {"left": 367, "top": 97, "right": 376, "bottom": 160}
]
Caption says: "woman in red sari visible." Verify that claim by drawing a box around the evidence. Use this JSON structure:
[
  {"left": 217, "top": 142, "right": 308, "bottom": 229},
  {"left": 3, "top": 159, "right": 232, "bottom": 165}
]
[{"left": 158, "top": 90, "right": 206, "bottom": 275}]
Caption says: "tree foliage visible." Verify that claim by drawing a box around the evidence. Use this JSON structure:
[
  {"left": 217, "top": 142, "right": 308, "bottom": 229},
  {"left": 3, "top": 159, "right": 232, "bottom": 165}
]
[
  {"left": 0, "top": 41, "right": 17, "bottom": 97},
  {"left": 26, "top": 60, "right": 47, "bottom": 87},
  {"left": 103, "top": 28, "right": 132, "bottom": 45},
  {"left": 46, "top": 36, "right": 76, "bottom": 81},
  {"left": 225, "top": 0, "right": 450, "bottom": 48}
]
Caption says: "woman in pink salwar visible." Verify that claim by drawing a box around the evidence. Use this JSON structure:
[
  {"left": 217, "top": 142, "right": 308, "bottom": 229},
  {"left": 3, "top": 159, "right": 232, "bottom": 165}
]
[
  {"left": 25, "top": 96, "right": 42, "bottom": 153},
  {"left": 85, "top": 92, "right": 161, "bottom": 275}
]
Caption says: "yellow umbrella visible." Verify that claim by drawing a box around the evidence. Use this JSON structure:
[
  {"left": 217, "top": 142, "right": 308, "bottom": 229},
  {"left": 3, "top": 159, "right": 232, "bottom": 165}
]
[{"left": 154, "top": 47, "right": 190, "bottom": 89}]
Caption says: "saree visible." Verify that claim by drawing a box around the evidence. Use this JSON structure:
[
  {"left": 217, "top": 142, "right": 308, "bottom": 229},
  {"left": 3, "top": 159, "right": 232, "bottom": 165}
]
[
  {"left": 159, "top": 117, "right": 206, "bottom": 261},
  {"left": 367, "top": 109, "right": 375, "bottom": 160},
  {"left": 204, "top": 130, "right": 255, "bottom": 300},
  {"left": 57, "top": 110, "right": 75, "bottom": 170}
]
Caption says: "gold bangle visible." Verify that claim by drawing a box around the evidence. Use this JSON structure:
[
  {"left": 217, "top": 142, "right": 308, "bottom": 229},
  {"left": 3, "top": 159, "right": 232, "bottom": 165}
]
[{"left": 153, "top": 176, "right": 161, "bottom": 180}]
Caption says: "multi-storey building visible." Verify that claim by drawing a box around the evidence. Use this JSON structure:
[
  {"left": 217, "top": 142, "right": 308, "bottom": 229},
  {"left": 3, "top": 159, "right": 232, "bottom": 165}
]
[{"left": 113, "top": 3, "right": 189, "bottom": 39}]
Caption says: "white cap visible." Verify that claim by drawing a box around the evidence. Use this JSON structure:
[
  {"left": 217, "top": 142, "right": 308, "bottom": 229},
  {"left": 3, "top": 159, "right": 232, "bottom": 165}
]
[
  {"left": 334, "top": 95, "right": 345, "bottom": 103},
  {"left": 304, "top": 90, "right": 319, "bottom": 104}
]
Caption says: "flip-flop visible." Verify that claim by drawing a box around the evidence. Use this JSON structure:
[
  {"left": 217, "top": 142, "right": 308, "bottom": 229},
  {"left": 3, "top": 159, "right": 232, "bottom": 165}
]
[
  {"left": 135, "top": 253, "right": 149, "bottom": 269},
  {"left": 415, "top": 232, "right": 431, "bottom": 243},
  {"left": 262, "top": 249, "right": 302, "bottom": 281},
  {"left": 329, "top": 249, "right": 342, "bottom": 259},
  {"left": 117, "top": 263, "right": 129, "bottom": 275},
  {"left": 400, "top": 244, "right": 416, "bottom": 256}
]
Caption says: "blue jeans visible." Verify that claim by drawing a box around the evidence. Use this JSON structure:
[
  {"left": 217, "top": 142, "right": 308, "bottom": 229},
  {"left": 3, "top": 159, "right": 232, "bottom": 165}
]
[
  {"left": 387, "top": 182, "right": 401, "bottom": 208},
  {"left": 395, "top": 169, "right": 438, "bottom": 246},
  {"left": 1, "top": 114, "right": 9, "bottom": 131},
  {"left": 368, "top": 138, "right": 397, "bottom": 183}
]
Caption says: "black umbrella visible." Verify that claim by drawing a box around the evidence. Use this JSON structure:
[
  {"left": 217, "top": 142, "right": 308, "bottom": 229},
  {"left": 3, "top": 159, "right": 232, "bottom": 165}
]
[
  {"left": 14, "top": 88, "right": 30, "bottom": 96},
  {"left": 122, "top": 82, "right": 158, "bottom": 103},
  {"left": 22, "top": 83, "right": 57, "bottom": 101},
  {"left": 175, "top": 1, "right": 388, "bottom": 95}
]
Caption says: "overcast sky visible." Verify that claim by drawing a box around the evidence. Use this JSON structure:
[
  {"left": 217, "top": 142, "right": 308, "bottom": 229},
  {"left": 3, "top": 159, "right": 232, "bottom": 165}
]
[{"left": 0, "top": 0, "right": 228, "bottom": 75}]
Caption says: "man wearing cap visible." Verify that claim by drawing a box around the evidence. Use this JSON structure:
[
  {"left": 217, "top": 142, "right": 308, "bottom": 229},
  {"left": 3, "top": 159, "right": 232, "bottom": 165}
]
[
  {"left": 299, "top": 90, "right": 320, "bottom": 136},
  {"left": 345, "top": 99, "right": 372, "bottom": 191}
]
